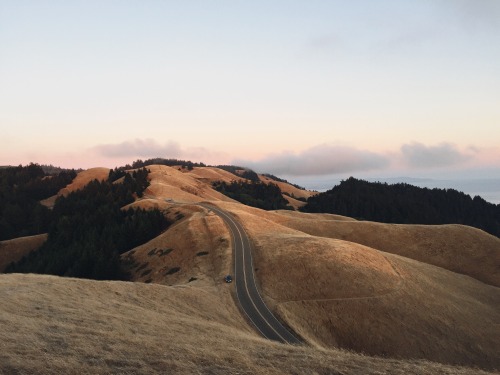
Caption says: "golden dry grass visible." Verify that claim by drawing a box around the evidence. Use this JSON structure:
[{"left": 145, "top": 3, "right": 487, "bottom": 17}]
[
  {"left": 121, "top": 205, "right": 233, "bottom": 287},
  {"left": 282, "top": 194, "right": 307, "bottom": 210},
  {"left": 258, "top": 175, "right": 316, "bottom": 201},
  {"left": 270, "top": 208, "right": 357, "bottom": 222},
  {"left": 144, "top": 165, "right": 235, "bottom": 203},
  {"left": 0, "top": 234, "right": 47, "bottom": 272},
  {"left": 59, "top": 167, "right": 110, "bottom": 196},
  {"left": 187, "top": 166, "right": 245, "bottom": 184},
  {"left": 1, "top": 273, "right": 496, "bottom": 375},
  {"left": 40, "top": 167, "right": 110, "bottom": 208},
  {"left": 3, "top": 166, "right": 499, "bottom": 373},
  {"left": 257, "top": 211, "right": 500, "bottom": 287},
  {"left": 209, "top": 201, "right": 500, "bottom": 370}
]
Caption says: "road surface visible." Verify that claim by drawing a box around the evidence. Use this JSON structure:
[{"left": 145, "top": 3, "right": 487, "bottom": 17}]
[{"left": 201, "top": 203, "right": 300, "bottom": 345}]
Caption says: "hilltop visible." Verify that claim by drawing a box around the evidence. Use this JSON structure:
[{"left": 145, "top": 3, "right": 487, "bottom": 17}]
[{"left": 0, "top": 162, "right": 499, "bottom": 373}]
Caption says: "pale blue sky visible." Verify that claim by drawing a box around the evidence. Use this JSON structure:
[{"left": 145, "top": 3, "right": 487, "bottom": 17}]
[{"left": 1, "top": 1, "right": 499, "bottom": 182}]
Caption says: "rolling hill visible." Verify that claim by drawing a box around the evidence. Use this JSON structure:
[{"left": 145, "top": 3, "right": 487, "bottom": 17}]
[
  {"left": 3, "top": 273, "right": 496, "bottom": 375},
  {"left": 1, "top": 164, "right": 499, "bottom": 374}
]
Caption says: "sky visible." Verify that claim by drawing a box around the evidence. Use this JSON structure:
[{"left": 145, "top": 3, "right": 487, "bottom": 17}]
[{"left": 1, "top": 1, "right": 499, "bottom": 188}]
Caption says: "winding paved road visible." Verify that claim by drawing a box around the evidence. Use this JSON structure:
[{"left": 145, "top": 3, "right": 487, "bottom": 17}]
[{"left": 200, "top": 203, "right": 300, "bottom": 345}]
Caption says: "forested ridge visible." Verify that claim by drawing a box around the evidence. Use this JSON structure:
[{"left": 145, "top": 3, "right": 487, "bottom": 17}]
[
  {"left": 5, "top": 162, "right": 498, "bottom": 282},
  {"left": 3, "top": 165, "right": 169, "bottom": 280},
  {"left": 0, "top": 164, "right": 76, "bottom": 240},
  {"left": 301, "top": 177, "right": 500, "bottom": 238},
  {"left": 127, "top": 158, "right": 206, "bottom": 170}
]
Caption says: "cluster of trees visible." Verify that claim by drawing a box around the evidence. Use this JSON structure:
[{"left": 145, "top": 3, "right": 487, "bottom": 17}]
[
  {"left": 6, "top": 168, "right": 169, "bottom": 280},
  {"left": 216, "top": 165, "right": 260, "bottom": 182},
  {"left": 125, "top": 158, "right": 207, "bottom": 170},
  {"left": 301, "top": 177, "right": 500, "bottom": 238},
  {"left": 0, "top": 164, "right": 76, "bottom": 240},
  {"left": 39, "top": 164, "right": 83, "bottom": 175},
  {"left": 213, "top": 180, "right": 292, "bottom": 210},
  {"left": 108, "top": 167, "right": 150, "bottom": 197}
]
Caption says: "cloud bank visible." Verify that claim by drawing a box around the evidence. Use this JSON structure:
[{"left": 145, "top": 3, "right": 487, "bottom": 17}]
[
  {"left": 400, "top": 142, "right": 473, "bottom": 168},
  {"left": 90, "top": 139, "right": 480, "bottom": 177},
  {"left": 235, "top": 144, "right": 390, "bottom": 176}
]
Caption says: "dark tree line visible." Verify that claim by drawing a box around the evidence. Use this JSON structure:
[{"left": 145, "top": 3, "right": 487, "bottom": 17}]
[
  {"left": 122, "top": 158, "right": 206, "bottom": 170},
  {"left": 5, "top": 169, "right": 169, "bottom": 280},
  {"left": 39, "top": 164, "right": 83, "bottom": 175},
  {"left": 213, "top": 180, "right": 292, "bottom": 210},
  {"left": 301, "top": 177, "right": 500, "bottom": 238},
  {"left": 0, "top": 164, "right": 76, "bottom": 240}
]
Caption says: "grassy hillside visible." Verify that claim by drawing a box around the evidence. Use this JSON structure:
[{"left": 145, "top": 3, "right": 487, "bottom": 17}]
[
  {"left": 263, "top": 210, "right": 500, "bottom": 287},
  {"left": 0, "top": 273, "right": 496, "bottom": 375},
  {"left": 121, "top": 203, "right": 232, "bottom": 286},
  {"left": 120, "top": 200, "right": 500, "bottom": 370},
  {"left": 0, "top": 234, "right": 47, "bottom": 272},
  {"left": 213, "top": 202, "right": 500, "bottom": 370},
  {"left": 2, "top": 164, "right": 499, "bottom": 373}
]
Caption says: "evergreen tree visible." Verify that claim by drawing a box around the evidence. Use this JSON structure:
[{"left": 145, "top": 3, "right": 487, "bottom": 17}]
[
  {"left": 0, "top": 164, "right": 76, "bottom": 240},
  {"left": 301, "top": 177, "right": 500, "bottom": 237},
  {"left": 213, "top": 180, "right": 292, "bottom": 210},
  {"left": 5, "top": 168, "right": 169, "bottom": 280}
]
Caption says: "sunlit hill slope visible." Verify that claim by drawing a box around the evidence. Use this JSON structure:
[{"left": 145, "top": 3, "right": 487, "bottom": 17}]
[{"left": 1, "top": 164, "right": 499, "bottom": 374}]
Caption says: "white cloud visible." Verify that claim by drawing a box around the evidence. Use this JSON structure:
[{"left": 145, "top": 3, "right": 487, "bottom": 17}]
[
  {"left": 90, "top": 139, "right": 483, "bottom": 177},
  {"left": 235, "top": 144, "right": 390, "bottom": 176},
  {"left": 400, "top": 142, "right": 474, "bottom": 168}
]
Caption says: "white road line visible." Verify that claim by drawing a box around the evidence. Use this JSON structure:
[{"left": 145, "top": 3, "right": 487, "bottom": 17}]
[
  {"left": 227, "top": 212, "right": 288, "bottom": 342},
  {"left": 224, "top": 213, "right": 267, "bottom": 338}
]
